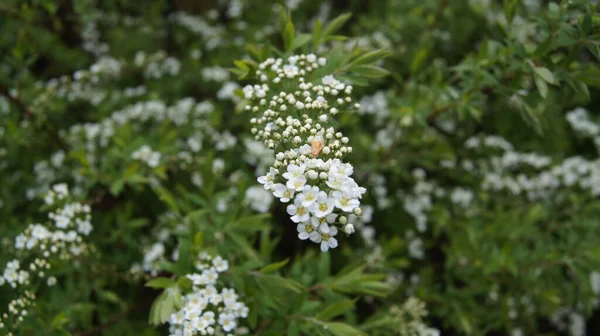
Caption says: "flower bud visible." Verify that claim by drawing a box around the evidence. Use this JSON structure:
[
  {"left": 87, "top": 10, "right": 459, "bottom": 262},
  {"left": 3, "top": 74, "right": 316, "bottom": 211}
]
[
  {"left": 344, "top": 224, "right": 355, "bottom": 235},
  {"left": 339, "top": 216, "right": 347, "bottom": 224},
  {"left": 353, "top": 207, "right": 362, "bottom": 216}
]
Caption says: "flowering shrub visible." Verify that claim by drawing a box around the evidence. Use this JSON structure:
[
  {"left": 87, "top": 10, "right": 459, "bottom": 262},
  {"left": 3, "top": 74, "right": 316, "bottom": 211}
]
[{"left": 1, "top": 0, "right": 600, "bottom": 335}]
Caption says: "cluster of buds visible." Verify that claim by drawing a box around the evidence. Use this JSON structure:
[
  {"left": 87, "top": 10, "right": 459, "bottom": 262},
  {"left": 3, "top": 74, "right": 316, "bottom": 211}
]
[{"left": 247, "top": 55, "right": 367, "bottom": 252}]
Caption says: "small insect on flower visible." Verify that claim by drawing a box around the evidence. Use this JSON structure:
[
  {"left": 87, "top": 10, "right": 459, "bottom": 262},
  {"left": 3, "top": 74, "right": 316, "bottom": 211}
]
[{"left": 310, "top": 136, "right": 324, "bottom": 157}]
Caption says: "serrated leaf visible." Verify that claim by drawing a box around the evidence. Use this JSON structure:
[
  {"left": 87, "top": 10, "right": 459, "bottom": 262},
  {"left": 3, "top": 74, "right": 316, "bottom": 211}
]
[
  {"left": 146, "top": 277, "right": 175, "bottom": 289},
  {"left": 316, "top": 300, "right": 355, "bottom": 320}
]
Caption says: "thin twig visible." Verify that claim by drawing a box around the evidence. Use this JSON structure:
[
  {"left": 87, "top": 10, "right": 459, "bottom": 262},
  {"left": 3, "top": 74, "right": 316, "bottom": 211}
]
[{"left": 0, "top": 83, "right": 32, "bottom": 119}]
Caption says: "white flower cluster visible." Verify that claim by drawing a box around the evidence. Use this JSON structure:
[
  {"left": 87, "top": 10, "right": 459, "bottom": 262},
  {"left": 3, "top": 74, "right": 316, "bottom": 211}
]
[
  {"left": 16, "top": 184, "right": 93, "bottom": 259},
  {"left": 0, "top": 261, "right": 30, "bottom": 289},
  {"left": 132, "top": 145, "right": 162, "bottom": 168},
  {"left": 0, "top": 290, "right": 36, "bottom": 331},
  {"left": 550, "top": 306, "right": 586, "bottom": 336},
  {"left": 135, "top": 51, "right": 181, "bottom": 79},
  {"left": 168, "top": 253, "right": 249, "bottom": 336},
  {"left": 358, "top": 91, "right": 389, "bottom": 124},
  {"left": 170, "top": 12, "right": 226, "bottom": 51},
  {"left": 247, "top": 55, "right": 367, "bottom": 252},
  {"left": 390, "top": 297, "right": 440, "bottom": 336},
  {"left": 44, "top": 183, "right": 69, "bottom": 205},
  {"left": 465, "top": 128, "right": 600, "bottom": 200}
]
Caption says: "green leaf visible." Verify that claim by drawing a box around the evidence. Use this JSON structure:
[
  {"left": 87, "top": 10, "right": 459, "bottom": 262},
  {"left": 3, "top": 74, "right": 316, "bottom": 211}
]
[
  {"left": 316, "top": 300, "right": 355, "bottom": 320},
  {"left": 227, "top": 232, "right": 260, "bottom": 259},
  {"left": 51, "top": 312, "right": 70, "bottom": 330},
  {"left": 293, "top": 33, "right": 312, "bottom": 51},
  {"left": 504, "top": 0, "right": 518, "bottom": 23},
  {"left": 260, "top": 258, "right": 290, "bottom": 273},
  {"left": 146, "top": 277, "right": 176, "bottom": 289},
  {"left": 153, "top": 186, "right": 180, "bottom": 215},
  {"left": 149, "top": 288, "right": 182, "bottom": 326},
  {"left": 411, "top": 48, "right": 429, "bottom": 73},
  {"left": 322, "top": 13, "right": 352, "bottom": 40},
  {"left": 110, "top": 179, "right": 125, "bottom": 196},
  {"left": 283, "top": 22, "right": 295, "bottom": 52},
  {"left": 534, "top": 67, "right": 557, "bottom": 85},
  {"left": 348, "top": 49, "right": 392, "bottom": 67},
  {"left": 575, "top": 68, "right": 600, "bottom": 86},
  {"left": 534, "top": 75, "right": 548, "bottom": 98},
  {"left": 287, "top": 320, "right": 300, "bottom": 336},
  {"left": 194, "top": 231, "right": 204, "bottom": 248},
  {"left": 313, "top": 19, "right": 322, "bottom": 50},
  {"left": 350, "top": 65, "right": 390, "bottom": 78},
  {"left": 177, "top": 276, "right": 193, "bottom": 290},
  {"left": 324, "top": 322, "right": 367, "bottom": 336}
]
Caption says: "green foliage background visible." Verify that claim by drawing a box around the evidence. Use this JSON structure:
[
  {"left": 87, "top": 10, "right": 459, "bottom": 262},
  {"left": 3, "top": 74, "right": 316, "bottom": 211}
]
[{"left": 1, "top": 0, "right": 600, "bottom": 335}]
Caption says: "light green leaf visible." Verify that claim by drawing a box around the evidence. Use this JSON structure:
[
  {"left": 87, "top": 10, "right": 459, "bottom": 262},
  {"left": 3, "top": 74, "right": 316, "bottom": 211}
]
[
  {"left": 534, "top": 75, "right": 548, "bottom": 98},
  {"left": 322, "top": 13, "right": 352, "bottom": 39},
  {"left": 260, "top": 258, "right": 290, "bottom": 273},
  {"left": 283, "top": 22, "right": 295, "bottom": 52},
  {"left": 534, "top": 67, "right": 557, "bottom": 85},
  {"left": 316, "top": 300, "right": 355, "bottom": 320},
  {"left": 350, "top": 65, "right": 390, "bottom": 78},
  {"left": 313, "top": 19, "right": 322, "bottom": 50},
  {"left": 146, "top": 277, "right": 176, "bottom": 289},
  {"left": 293, "top": 33, "right": 312, "bottom": 50},
  {"left": 348, "top": 49, "right": 392, "bottom": 67},
  {"left": 324, "top": 322, "right": 367, "bottom": 336}
]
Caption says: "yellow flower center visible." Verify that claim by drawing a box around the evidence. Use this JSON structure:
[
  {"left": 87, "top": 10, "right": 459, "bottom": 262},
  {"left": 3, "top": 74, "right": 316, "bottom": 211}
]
[
  {"left": 319, "top": 203, "right": 328, "bottom": 211},
  {"left": 305, "top": 225, "right": 313, "bottom": 232},
  {"left": 322, "top": 233, "right": 330, "bottom": 240},
  {"left": 297, "top": 207, "right": 306, "bottom": 215}
]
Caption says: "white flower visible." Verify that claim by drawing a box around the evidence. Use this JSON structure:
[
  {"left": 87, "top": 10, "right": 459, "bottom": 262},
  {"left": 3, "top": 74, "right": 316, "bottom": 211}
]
[
  {"left": 212, "top": 256, "right": 229, "bottom": 272},
  {"left": 296, "top": 223, "right": 315, "bottom": 240},
  {"left": 257, "top": 167, "right": 278, "bottom": 190},
  {"left": 299, "top": 185, "right": 320, "bottom": 207},
  {"left": 286, "top": 175, "right": 307, "bottom": 191},
  {"left": 286, "top": 196, "right": 310, "bottom": 223},
  {"left": 319, "top": 226, "right": 339, "bottom": 252},
  {"left": 273, "top": 183, "right": 295, "bottom": 202},
  {"left": 311, "top": 191, "right": 336, "bottom": 218},
  {"left": 283, "top": 164, "right": 305, "bottom": 180},
  {"left": 331, "top": 191, "right": 360, "bottom": 212},
  {"left": 218, "top": 313, "right": 237, "bottom": 332}
]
